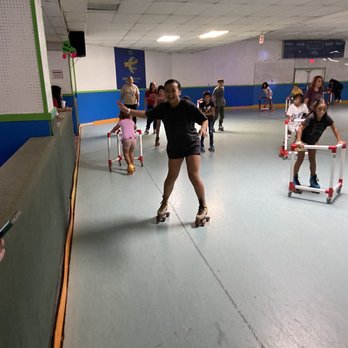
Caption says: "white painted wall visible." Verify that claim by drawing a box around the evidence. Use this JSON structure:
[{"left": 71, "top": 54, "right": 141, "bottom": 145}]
[
  {"left": 74, "top": 45, "right": 117, "bottom": 91},
  {"left": 47, "top": 51, "right": 72, "bottom": 94},
  {"left": 46, "top": 40, "right": 348, "bottom": 93},
  {"left": 145, "top": 51, "right": 172, "bottom": 87}
]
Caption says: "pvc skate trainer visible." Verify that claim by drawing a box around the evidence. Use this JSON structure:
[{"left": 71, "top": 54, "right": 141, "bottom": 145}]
[
  {"left": 288, "top": 143, "right": 346, "bottom": 204},
  {"left": 107, "top": 129, "right": 144, "bottom": 171}
]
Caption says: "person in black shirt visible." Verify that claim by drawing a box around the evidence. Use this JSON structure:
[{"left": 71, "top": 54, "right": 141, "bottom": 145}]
[
  {"left": 293, "top": 99, "right": 344, "bottom": 189},
  {"left": 199, "top": 91, "right": 215, "bottom": 152},
  {"left": 328, "top": 79, "right": 344, "bottom": 103},
  {"left": 117, "top": 79, "right": 209, "bottom": 226}
]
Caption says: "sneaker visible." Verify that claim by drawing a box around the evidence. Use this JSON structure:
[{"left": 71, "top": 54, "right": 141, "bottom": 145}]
[
  {"left": 200, "top": 146, "right": 205, "bottom": 153},
  {"left": 218, "top": 125, "right": 224, "bottom": 131},
  {"left": 310, "top": 174, "right": 320, "bottom": 189},
  {"left": 144, "top": 129, "right": 149, "bottom": 135},
  {"left": 209, "top": 145, "right": 215, "bottom": 152}
]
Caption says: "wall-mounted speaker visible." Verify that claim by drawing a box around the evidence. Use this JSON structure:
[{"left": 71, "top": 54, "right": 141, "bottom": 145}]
[{"left": 69, "top": 31, "right": 86, "bottom": 57}]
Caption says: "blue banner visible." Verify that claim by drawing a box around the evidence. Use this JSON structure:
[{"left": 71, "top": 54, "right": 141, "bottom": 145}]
[{"left": 114, "top": 47, "right": 146, "bottom": 89}]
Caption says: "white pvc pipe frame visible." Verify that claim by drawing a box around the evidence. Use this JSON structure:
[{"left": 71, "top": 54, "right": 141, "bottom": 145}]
[
  {"left": 288, "top": 143, "right": 346, "bottom": 203},
  {"left": 107, "top": 130, "right": 144, "bottom": 169}
]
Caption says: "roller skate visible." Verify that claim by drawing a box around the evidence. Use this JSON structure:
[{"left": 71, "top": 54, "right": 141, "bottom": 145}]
[
  {"left": 218, "top": 124, "right": 224, "bottom": 131},
  {"left": 209, "top": 144, "right": 215, "bottom": 152},
  {"left": 195, "top": 202, "right": 210, "bottom": 227},
  {"left": 293, "top": 174, "right": 302, "bottom": 194},
  {"left": 309, "top": 174, "right": 320, "bottom": 193},
  {"left": 156, "top": 198, "right": 170, "bottom": 223},
  {"left": 155, "top": 136, "right": 160, "bottom": 147},
  {"left": 127, "top": 164, "right": 135, "bottom": 175}
]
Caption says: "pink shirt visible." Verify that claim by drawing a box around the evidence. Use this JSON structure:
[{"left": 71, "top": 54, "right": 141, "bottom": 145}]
[{"left": 119, "top": 119, "right": 136, "bottom": 141}]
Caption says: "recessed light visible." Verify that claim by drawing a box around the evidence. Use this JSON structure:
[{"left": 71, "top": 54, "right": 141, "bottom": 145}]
[
  {"left": 199, "top": 31, "right": 229, "bottom": 39},
  {"left": 157, "top": 36, "right": 180, "bottom": 42}
]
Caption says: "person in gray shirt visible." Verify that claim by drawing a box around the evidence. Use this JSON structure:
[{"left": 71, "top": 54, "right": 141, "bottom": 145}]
[{"left": 212, "top": 79, "right": 226, "bottom": 131}]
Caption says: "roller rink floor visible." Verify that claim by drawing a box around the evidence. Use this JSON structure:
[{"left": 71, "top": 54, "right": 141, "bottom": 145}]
[{"left": 64, "top": 105, "right": 348, "bottom": 348}]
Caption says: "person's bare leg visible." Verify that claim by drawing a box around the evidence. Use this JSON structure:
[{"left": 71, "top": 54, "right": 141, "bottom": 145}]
[
  {"left": 186, "top": 155, "right": 209, "bottom": 224},
  {"left": 308, "top": 149, "right": 317, "bottom": 176},
  {"left": 155, "top": 120, "right": 160, "bottom": 146},
  {"left": 185, "top": 155, "right": 206, "bottom": 204},
  {"left": 157, "top": 158, "right": 184, "bottom": 216},
  {"left": 162, "top": 158, "right": 184, "bottom": 200},
  {"left": 294, "top": 150, "right": 305, "bottom": 175}
]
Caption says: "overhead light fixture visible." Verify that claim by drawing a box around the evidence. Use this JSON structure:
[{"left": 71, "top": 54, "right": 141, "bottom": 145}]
[
  {"left": 157, "top": 35, "right": 180, "bottom": 42},
  {"left": 199, "top": 31, "right": 229, "bottom": 39}
]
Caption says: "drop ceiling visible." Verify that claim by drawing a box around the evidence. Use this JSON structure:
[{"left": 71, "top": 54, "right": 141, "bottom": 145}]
[{"left": 42, "top": 0, "right": 348, "bottom": 53}]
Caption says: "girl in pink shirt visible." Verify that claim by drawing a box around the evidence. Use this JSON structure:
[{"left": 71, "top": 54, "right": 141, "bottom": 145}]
[{"left": 111, "top": 111, "right": 137, "bottom": 174}]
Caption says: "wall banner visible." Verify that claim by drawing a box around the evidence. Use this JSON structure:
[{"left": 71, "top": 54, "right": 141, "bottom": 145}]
[{"left": 114, "top": 47, "right": 146, "bottom": 89}]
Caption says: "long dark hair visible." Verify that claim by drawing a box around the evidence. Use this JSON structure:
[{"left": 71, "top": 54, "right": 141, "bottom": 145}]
[
  {"left": 51, "top": 85, "right": 62, "bottom": 108},
  {"left": 309, "top": 75, "right": 324, "bottom": 92},
  {"left": 148, "top": 81, "right": 156, "bottom": 92}
]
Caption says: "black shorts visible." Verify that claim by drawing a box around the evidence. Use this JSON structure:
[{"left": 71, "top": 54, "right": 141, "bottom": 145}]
[{"left": 167, "top": 143, "right": 201, "bottom": 159}]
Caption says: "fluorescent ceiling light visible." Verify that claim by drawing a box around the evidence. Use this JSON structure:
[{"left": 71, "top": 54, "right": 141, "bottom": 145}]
[
  {"left": 157, "top": 35, "right": 180, "bottom": 42},
  {"left": 199, "top": 31, "right": 229, "bottom": 39}
]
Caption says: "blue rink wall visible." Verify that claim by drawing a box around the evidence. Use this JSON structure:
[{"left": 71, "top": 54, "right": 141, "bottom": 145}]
[
  {"left": 75, "top": 82, "right": 348, "bottom": 124},
  {"left": 1, "top": 81, "right": 347, "bottom": 165}
]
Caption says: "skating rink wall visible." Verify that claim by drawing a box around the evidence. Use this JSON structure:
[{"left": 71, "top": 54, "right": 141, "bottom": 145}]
[
  {"left": 0, "top": 112, "right": 75, "bottom": 348},
  {"left": 47, "top": 40, "right": 348, "bottom": 124}
]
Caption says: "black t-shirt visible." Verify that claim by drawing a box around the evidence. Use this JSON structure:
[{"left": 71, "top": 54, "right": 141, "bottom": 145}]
[
  {"left": 146, "top": 99, "right": 207, "bottom": 152},
  {"left": 199, "top": 101, "right": 215, "bottom": 117},
  {"left": 301, "top": 113, "right": 334, "bottom": 145}
]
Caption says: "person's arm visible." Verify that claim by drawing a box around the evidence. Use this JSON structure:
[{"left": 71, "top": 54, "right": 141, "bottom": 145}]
[
  {"left": 135, "top": 86, "right": 140, "bottom": 106},
  {"left": 199, "top": 119, "right": 208, "bottom": 138},
  {"left": 330, "top": 124, "right": 344, "bottom": 144},
  {"left": 117, "top": 101, "right": 146, "bottom": 118},
  {"left": 110, "top": 123, "right": 120, "bottom": 133},
  {"left": 296, "top": 124, "right": 306, "bottom": 150}
]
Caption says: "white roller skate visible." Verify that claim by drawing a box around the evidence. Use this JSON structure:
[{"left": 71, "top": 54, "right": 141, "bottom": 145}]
[
  {"left": 156, "top": 198, "right": 170, "bottom": 223},
  {"left": 195, "top": 202, "right": 210, "bottom": 227}
]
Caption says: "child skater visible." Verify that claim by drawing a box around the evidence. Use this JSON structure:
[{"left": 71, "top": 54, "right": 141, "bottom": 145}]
[
  {"left": 110, "top": 111, "right": 137, "bottom": 175},
  {"left": 154, "top": 85, "right": 165, "bottom": 147},
  {"left": 285, "top": 93, "right": 309, "bottom": 143},
  {"left": 261, "top": 82, "right": 274, "bottom": 110},
  {"left": 199, "top": 91, "right": 215, "bottom": 152},
  {"left": 294, "top": 99, "right": 344, "bottom": 190},
  {"left": 117, "top": 79, "right": 209, "bottom": 226}
]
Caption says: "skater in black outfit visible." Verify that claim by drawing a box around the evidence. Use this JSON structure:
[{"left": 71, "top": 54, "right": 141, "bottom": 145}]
[{"left": 117, "top": 79, "right": 209, "bottom": 226}]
